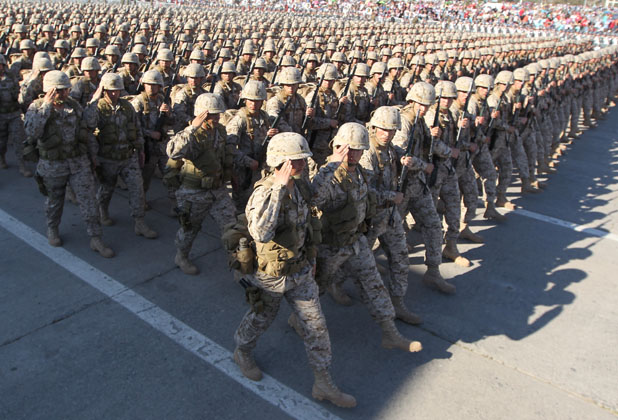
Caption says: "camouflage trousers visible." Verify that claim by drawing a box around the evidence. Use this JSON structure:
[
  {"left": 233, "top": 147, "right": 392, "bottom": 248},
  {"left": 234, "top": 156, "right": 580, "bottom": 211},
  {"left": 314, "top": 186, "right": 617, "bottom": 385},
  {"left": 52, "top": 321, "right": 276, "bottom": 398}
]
[
  {"left": 582, "top": 94, "right": 593, "bottom": 126},
  {"left": 231, "top": 165, "right": 261, "bottom": 213},
  {"left": 0, "top": 111, "right": 25, "bottom": 161},
  {"left": 97, "top": 154, "right": 146, "bottom": 219},
  {"left": 175, "top": 186, "right": 236, "bottom": 255},
  {"left": 234, "top": 266, "right": 332, "bottom": 371},
  {"left": 491, "top": 140, "right": 514, "bottom": 196},
  {"left": 430, "top": 163, "right": 460, "bottom": 242},
  {"left": 316, "top": 235, "right": 395, "bottom": 322},
  {"left": 569, "top": 97, "right": 581, "bottom": 136},
  {"left": 397, "top": 176, "right": 443, "bottom": 267},
  {"left": 457, "top": 160, "right": 479, "bottom": 224},
  {"left": 365, "top": 208, "right": 409, "bottom": 298},
  {"left": 508, "top": 132, "right": 529, "bottom": 180},
  {"left": 472, "top": 144, "right": 497, "bottom": 204},
  {"left": 520, "top": 127, "right": 538, "bottom": 179},
  {"left": 37, "top": 156, "right": 101, "bottom": 237},
  {"left": 141, "top": 138, "right": 165, "bottom": 193}
]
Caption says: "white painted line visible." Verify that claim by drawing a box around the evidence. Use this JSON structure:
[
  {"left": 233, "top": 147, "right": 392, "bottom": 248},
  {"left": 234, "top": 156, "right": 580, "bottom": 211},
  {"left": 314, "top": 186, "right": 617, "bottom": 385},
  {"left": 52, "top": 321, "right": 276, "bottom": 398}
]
[
  {"left": 0, "top": 208, "right": 341, "bottom": 420},
  {"left": 506, "top": 208, "right": 618, "bottom": 243}
]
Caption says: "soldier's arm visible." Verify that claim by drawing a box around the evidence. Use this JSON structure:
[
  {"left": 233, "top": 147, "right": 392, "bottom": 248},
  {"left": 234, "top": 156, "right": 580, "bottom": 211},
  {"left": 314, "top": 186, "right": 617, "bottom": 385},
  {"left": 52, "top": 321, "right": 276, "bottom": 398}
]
[
  {"left": 171, "top": 93, "right": 191, "bottom": 129},
  {"left": 24, "top": 101, "right": 52, "bottom": 143},
  {"left": 359, "top": 150, "right": 395, "bottom": 206},
  {"left": 17, "top": 82, "right": 31, "bottom": 110},
  {"left": 266, "top": 97, "right": 293, "bottom": 133},
  {"left": 303, "top": 90, "right": 331, "bottom": 130},
  {"left": 309, "top": 161, "right": 340, "bottom": 209},
  {"left": 246, "top": 183, "right": 286, "bottom": 243},
  {"left": 225, "top": 115, "right": 253, "bottom": 168},
  {"left": 166, "top": 126, "right": 200, "bottom": 161}
]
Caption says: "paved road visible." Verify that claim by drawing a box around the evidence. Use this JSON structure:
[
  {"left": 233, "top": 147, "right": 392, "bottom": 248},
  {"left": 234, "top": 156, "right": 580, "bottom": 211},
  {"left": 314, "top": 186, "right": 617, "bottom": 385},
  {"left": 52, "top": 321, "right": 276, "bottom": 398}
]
[{"left": 1, "top": 110, "right": 617, "bottom": 420}]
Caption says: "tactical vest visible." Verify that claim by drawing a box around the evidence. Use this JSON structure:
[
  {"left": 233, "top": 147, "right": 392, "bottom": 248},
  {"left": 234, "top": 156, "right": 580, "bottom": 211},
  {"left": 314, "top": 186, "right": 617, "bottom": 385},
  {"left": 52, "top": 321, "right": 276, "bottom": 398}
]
[
  {"left": 252, "top": 175, "right": 320, "bottom": 277},
  {"left": 95, "top": 98, "right": 138, "bottom": 160},
  {"left": 320, "top": 164, "right": 376, "bottom": 248},
  {"left": 0, "top": 76, "right": 19, "bottom": 113},
  {"left": 179, "top": 123, "right": 227, "bottom": 190},
  {"left": 37, "top": 98, "right": 88, "bottom": 161}
]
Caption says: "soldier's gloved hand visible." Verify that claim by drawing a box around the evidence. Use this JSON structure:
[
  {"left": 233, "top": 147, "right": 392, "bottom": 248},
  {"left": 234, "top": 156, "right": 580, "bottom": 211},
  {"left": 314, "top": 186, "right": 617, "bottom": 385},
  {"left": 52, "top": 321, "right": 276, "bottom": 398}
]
[
  {"left": 430, "top": 126, "right": 440, "bottom": 137},
  {"left": 159, "top": 103, "right": 170, "bottom": 114}
]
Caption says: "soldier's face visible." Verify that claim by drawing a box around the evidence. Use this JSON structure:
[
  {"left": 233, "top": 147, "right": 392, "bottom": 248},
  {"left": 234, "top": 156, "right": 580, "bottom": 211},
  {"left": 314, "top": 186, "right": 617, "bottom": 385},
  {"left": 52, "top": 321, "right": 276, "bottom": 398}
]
[
  {"left": 187, "top": 77, "right": 202, "bottom": 88},
  {"left": 221, "top": 73, "right": 233, "bottom": 82},
  {"left": 457, "top": 91, "right": 468, "bottom": 105},
  {"left": 145, "top": 84, "right": 159, "bottom": 96},
  {"left": 414, "top": 103, "right": 429, "bottom": 116},
  {"left": 104, "top": 90, "right": 121, "bottom": 103},
  {"left": 283, "top": 84, "right": 297, "bottom": 95},
  {"left": 439, "top": 97, "right": 453, "bottom": 110},
  {"left": 290, "top": 159, "right": 306, "bottom": 176},
  {"left": 84, "top": 70, "right": 98, "bottom": 81},
  {"left": 345, "top": 148, "right": 363, "bottom": 166},
  {"left": 375, "top": 127, "right": 395, "bottom": 147},
  {"left": 245, "top": 99, "right": 263, "bottom": 114},
  {"left": 125, "top": 63, "right": 137, "bottom": 74},
  {"left": 477, "top": 86, "right": 488, "bottom": 99}
]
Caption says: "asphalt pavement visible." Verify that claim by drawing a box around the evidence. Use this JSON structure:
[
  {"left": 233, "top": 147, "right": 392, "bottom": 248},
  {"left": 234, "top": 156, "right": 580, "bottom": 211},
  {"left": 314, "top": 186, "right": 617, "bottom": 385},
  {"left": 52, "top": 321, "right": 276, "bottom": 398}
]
[{"left": 1, "top": 109, "right": 617, "bottom": 420}]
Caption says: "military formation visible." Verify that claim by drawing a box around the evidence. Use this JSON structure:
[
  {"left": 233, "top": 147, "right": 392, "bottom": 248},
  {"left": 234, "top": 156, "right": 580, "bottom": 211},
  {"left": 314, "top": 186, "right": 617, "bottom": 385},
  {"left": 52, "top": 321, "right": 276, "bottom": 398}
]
[{"left": 1, "top": 0, "right": 617, "bottom": 409}]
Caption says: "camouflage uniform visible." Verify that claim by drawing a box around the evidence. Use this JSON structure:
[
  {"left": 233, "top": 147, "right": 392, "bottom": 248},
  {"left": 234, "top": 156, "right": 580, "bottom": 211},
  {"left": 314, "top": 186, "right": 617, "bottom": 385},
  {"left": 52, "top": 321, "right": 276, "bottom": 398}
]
[
  {"left": 360, "top": 131, "right": 409, "bottom": 298},
  {"left": 172, "top": 84, "right": 205, "bottom": 133},
  {"left": 266, "top": 90, "right": 307, "bottom": 134},
  {"left": 392, "top": 106, "right": 444, "bottom": 268},
  {"left": 303, "top": 85, "right": 337, "bottom": 166},
  {"left": 487, "top": 89, "right": 514, "bottom": 198},
  {"left": 69, "top": 75, "right": 98, "bottom": 108},
  {"left": 341, "top": 82, "right": 371, "bottom": 124},
  {"left": 313, "top": 160, "right": 396, "bottom": 323},
  {"left": 213, "top": 79, "right": 242, "bottom": 110},
  {"left": 424, "top": 106, "right": 461, "bottom": 242},
  {"left": 131, "top": 91, "right": 173, "bottom": 192},
  {"left": 469, "top": 92, "right": 498, "bottom": 206},
  {"left": 18, "top": 75, "right": 44, "bottom": 112},
  {"left": 167, "top": 122, "right": 236, "bottom": 256},
  {"left": 0, "top": 72, "right": 26, "bottom": 164},
  {"left": 85, "top": 97, "right": 146, "bottom": 219},
  {"left": 234, "top": 165, "right": 339, "bottom": 371},
  {"left": 119, "top": 68, "right": 141, "bottom": 96},
  {"left": 24, "top": 98, "right": 101, "bottom": 237},
  {"left": 226, "top": 107, "right": 270, "bottom": 210}
]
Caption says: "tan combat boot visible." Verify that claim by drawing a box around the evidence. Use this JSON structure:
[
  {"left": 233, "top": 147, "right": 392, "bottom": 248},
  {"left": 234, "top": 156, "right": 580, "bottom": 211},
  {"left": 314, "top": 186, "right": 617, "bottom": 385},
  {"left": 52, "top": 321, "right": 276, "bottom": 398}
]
[
  {"left": 521, "top": 178, "right": 541, "bottom": 194},
  {"left": 312, "top": 369, "right": 357, "bottom": 408},
  {"left": 47, "top": 227, "right": 62, "bottom": 247},
  {"left": 423, "top": 265, "right": 456, "bottom": 294},
  {"left": 495, "top": 193, "right": 516, "bottom": 210},
  {"left": 442, "top": 239, "right": 470, "bottom": 267},
  {"left": 391, "top": 296, "right": 422, "bottom": 325},
  {"left": 288, "top": 312, "right": 305, "bottom": 337},
  {"left": 18, "top": 162, "right": 32, "bottom": 177},
  {"left": 327, "top": 283, "right": 353, "bottom": 306},
  {"left": 99, "top": 205, "right": 115, "bottom": 226},
  {"left": 459, "top": 224, "right": 484, "bottom": 243},
  {"left": 483, "top": 201, "right": 507, "bottom": 222},
  {"left": 0, "top": 154, "right": 7, "bottom": 169},
  {"left": 174, "top": 250, "right": 199, "bottom": 275},
  {"left": 233, "top": 347, "right": 262, "bottom": 381},
  {"left": 90, "top": 236, "right": 115, "bottom": 258},
  {"left": 380, "top": 319, "right": 423, "bottom": 353},
  {"left": 134, "top": 218, "right": 158, "bottom": 239}
]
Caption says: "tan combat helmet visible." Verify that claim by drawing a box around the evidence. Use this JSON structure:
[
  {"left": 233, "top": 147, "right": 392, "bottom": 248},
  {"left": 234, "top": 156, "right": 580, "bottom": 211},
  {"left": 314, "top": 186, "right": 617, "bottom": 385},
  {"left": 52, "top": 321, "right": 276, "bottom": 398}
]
[
  {"left": 406, "top": 81, "right": 436, "bottom": 105},
  {"left": 43, "top": 70, "right": 71, "bottom": 92},
  {"left": 369, "top": 106, "right": 401, "bottom": 130},
  {"left": 194, "top": 92, "right": 226, "bottom": 115},
  {"left": 266, "top": 132, "right": 312, "bottom": 168},
  {"left": 101, "top": 73, "right": 124, "bottom": 90},
  {"left": 241, "top": 79, "right": 267, "bottom": 100},
  {"left": 331, "top": 122, "right": 370, "bottom": 150},
  {"left": 435, "top": 80, "right": 457, "bottom": 98},
  {"left": 141, "top": 69, "right": 164, "bottom": 86}
]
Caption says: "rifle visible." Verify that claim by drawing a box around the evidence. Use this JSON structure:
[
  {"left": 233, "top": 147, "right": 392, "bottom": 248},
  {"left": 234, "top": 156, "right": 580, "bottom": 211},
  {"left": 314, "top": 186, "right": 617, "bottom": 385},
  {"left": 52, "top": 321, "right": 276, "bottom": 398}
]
[
  {"left": 505, "top": 91, "right": 524, "bottom": 147},
  {"left": 237, "top": 56, "right": 259, "bottom": 107},
  {"left": 135, "top": 43, "right": 160, "bottom": 92},
  {"left": 59, "top": 43, "right": 77, "bottom": 70},
  {"left": 270, "top": 54, "right": 284, "bottom": 86},
  {"left": 427, "top": 88, "right": 443, "bottom": 188},
  {"left": 389, "top": 110, "right": 421, "bottom": 226},
  {"left": 209, "top": 62, "right": 222, "bottom": 93},
  {"left": 488, "top": 82, "right": 510, "bottom": 150},
  {"left": 468, "top": 95, "right": 488, "bottom": 167},
  {"left": 453, "top": 69, "right": 477, "bottom": 168},
  {"left": 233, "top": 41, "right": 244, "bottom": 69},
  {"left": 262, "top": 95, "right": 293, "bottom": 147},
  {"left": 303, "top": 72, "right": 326, "bottom": 142},
  {"left": 334, "top": 64, "right": 356, "bottom": 118}
]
